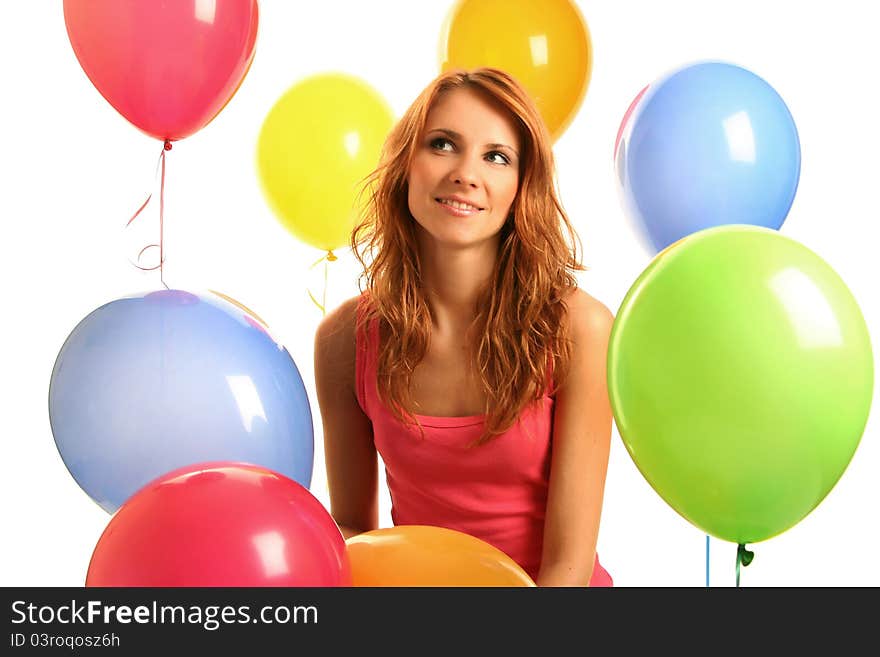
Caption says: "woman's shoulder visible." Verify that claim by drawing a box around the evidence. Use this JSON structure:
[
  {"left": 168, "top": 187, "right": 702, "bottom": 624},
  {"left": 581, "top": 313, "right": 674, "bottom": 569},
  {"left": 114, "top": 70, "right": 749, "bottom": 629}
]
[
  {"left": 314, "top": 294, "right": 364, "bottom": 374},
  {"left": 315, "top": 292, "right": 368, "bottom": 343},
  {"left": 562, "top": 287, "right": 615, "bottom": 339}
]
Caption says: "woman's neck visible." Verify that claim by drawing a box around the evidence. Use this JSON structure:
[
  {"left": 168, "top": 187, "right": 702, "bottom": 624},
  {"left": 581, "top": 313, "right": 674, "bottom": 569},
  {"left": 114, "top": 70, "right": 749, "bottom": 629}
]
[{"left": 417, "top": 238, "right": 499, "bottom": 332}]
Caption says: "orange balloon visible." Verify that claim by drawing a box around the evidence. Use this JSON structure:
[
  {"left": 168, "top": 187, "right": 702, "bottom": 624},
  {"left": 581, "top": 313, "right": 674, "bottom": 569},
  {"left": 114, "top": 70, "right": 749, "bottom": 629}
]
[
  {"left": 346, "top": 525, "right": 536, "bottom": 587},
  {"left": 439, "top": 0, "right": 592, "bottom": 141}
]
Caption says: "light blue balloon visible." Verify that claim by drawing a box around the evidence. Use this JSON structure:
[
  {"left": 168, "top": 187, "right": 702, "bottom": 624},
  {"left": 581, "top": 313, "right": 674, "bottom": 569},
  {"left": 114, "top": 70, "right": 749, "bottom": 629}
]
[
  {"left": 49, "top": 289, "right": 313, "bottom": 513},
  {"left": 617, "top": 61, "right": 801, "bottom": 253}
]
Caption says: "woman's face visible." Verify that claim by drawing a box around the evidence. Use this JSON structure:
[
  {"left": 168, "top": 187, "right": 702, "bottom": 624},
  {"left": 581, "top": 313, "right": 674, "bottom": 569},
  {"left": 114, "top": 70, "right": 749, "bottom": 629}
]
[{"left": 407, "top": 87, "right": 521, "bottom": 250}]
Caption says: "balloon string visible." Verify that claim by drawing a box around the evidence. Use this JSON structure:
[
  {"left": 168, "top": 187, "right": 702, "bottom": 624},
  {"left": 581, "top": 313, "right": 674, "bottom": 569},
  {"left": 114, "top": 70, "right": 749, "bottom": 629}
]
[
  {"left": 735, "top": 543, "right": 754, "bottom": 587},
  {"left": 705, "top": 535, "right": 710, "bottom": 587},
  {"left": 126, "top": 139, "right": 172, "bottom": 289},
  {"left": 306, "top": 250, "right": 337, "bottom": 316}
]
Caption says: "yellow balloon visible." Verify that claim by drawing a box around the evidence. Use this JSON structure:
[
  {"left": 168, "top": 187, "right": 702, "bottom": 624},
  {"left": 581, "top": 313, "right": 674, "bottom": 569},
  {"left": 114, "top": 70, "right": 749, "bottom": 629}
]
[
  {"left": 346, "top": 525, "right": 536, "bottom": 587},
  {"left": 439, "top": 0, "right": 592, "bottom": 141},
  {"left": 256, "top": 73, "right": 394, "bottom": 253}
]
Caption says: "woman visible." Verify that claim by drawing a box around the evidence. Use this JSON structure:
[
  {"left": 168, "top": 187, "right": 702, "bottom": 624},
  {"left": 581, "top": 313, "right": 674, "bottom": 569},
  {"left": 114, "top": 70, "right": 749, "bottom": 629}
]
[{"left": 314, "top": 67, "right": 613, "bottom": 586}]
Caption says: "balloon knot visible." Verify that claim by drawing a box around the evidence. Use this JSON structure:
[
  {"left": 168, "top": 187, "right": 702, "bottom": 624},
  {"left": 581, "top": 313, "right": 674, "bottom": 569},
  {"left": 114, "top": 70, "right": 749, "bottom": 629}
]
[
  {"left": 737, "top": 543, "right": 754, "bottom": 568},
  {"left": 326, "top": 251, "right": 337, "bottom": 262},
  {"left": 163, "top": 139, "right": 173, "bottom": 151}
]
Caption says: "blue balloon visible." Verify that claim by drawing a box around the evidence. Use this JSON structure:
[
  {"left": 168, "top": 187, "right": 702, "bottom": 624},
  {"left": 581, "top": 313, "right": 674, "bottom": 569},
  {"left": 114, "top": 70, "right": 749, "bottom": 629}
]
[
  {"left": 49, "top": 289, "right": 313, "bottom": 513},
  {"left": 616, "top": 61, "right": 801, "bottom": 253}
]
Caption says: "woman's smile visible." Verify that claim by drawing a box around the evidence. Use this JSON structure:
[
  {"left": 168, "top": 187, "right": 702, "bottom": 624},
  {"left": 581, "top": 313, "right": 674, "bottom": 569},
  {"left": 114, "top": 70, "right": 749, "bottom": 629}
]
[{"left": 435, "top": 196, "right": 485, "bottom": 216}]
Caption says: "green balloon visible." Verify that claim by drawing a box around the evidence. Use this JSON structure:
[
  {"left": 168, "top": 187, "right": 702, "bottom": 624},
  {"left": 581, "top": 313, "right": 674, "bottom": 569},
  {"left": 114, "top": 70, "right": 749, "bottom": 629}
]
[{"left": 607, "top": 225, "right": 873, "bottom": 543}]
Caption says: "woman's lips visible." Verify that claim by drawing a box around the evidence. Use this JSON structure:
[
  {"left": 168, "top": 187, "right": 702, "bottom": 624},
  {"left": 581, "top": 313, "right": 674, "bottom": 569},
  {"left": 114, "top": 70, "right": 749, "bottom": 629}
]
[{"left": 435, "top": 198, "right": 483, "bottom": 216}]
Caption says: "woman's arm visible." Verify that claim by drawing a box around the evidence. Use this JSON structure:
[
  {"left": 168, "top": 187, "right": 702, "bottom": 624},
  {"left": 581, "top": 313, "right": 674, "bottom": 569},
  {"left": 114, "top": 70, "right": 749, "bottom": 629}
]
[
  {"left": 314, "top": 297, "right": 379, "bottom": 540},
  {"left": 536, "top": 288, "right": 614, "bottom": 587}
]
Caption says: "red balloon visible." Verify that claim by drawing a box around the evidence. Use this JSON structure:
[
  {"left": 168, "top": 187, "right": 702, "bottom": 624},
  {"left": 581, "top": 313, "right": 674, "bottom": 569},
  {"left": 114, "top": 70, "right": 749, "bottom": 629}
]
[
  {"left": 63, "top": 0, "right": 259, "bottom": 142},
  {"left": 86, "top": 462, "right": 351, "bottom": 587}
]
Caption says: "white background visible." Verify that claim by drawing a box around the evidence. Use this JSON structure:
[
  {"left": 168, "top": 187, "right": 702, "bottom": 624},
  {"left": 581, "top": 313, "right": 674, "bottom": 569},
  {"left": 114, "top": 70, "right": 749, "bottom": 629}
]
[{"left": 1, "top": 1, "right": 877, "bottom": 587}]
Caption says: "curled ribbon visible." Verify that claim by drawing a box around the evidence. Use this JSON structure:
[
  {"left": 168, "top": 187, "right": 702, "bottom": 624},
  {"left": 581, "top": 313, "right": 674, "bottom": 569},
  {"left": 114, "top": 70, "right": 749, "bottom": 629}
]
[
  {"left": 126, "top": 139, "right": 173, "bottom": 289},
  {"left": 306, "top": 250, "right": 337, "bottom": 316}
]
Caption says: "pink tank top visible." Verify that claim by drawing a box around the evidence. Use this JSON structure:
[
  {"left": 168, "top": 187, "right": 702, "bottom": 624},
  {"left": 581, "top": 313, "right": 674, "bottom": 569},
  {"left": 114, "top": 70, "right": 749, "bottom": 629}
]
[{"left": 355, "top": 297, "right": 612, "bottom": 586}]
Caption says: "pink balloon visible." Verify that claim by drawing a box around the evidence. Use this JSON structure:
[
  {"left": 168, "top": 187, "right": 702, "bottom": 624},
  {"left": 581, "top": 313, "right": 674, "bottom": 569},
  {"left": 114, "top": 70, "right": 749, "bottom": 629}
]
[
  {"left": 86, "top": 462, "right": 351, "bottom": 587},
  {"left": 614, "top": 84, "right": 649, "bottom": 159},
  {"left": 63, "top": 0, "right": 259, "bottom": 141}
]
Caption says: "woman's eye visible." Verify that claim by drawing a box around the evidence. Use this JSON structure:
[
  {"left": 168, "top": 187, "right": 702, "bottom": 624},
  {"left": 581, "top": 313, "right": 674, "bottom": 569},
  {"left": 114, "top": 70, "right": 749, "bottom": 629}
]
[
  {"left": 430, "top": 137, "right": 454, "bottom": 151},
  {"left": 486, "top": 151, "right": 510, "bottom": 165}
]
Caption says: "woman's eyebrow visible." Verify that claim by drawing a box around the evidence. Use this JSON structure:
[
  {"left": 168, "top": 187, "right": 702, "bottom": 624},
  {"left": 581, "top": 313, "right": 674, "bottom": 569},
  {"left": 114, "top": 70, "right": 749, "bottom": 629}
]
[{"left": 426, "top": 128, "right": 519, "bottom": 156}]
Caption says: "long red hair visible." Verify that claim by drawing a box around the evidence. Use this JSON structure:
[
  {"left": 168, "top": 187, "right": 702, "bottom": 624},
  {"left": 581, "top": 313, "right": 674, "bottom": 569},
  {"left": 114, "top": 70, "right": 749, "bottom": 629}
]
[{"left": 352, "top": 68, "right": 585, "bottom": 445}]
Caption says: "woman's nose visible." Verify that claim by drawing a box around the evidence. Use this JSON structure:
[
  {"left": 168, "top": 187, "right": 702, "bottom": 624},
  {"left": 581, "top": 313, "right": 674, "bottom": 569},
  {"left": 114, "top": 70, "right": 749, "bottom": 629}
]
[{"left": 448, "top": 157, "right": 479, "bottom": 187}]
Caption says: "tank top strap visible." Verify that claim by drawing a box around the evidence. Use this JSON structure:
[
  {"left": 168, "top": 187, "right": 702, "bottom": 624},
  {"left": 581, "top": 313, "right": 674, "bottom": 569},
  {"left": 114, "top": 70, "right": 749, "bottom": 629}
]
[
  {"left": 354, "top": 293, "right": 376, "bottom": 415},
  {"left": 544, "top": 350, "right": 556, "bottom": 397}
]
